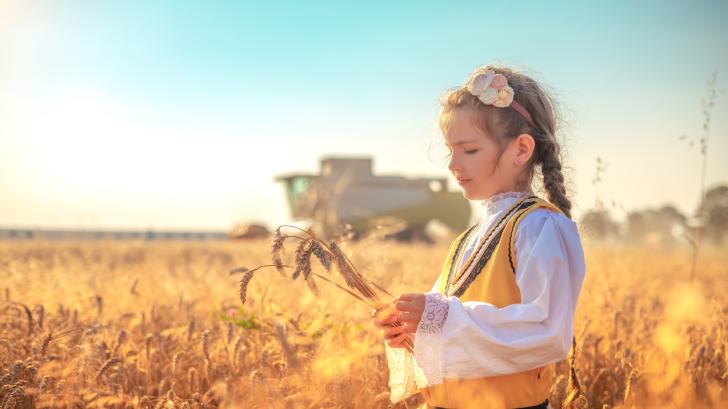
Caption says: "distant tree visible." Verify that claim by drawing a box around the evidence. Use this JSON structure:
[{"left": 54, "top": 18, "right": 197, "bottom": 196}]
[
  {"left": 625, "top": 211, "right": 647, "bottom": 242},
  {"left": 579, "top": 208, "right": 619, "bottom": 240},
  {"left": 625, "top": 205, "right": 687, "bottom": 245},
  {"left": 696, "top": 184, "right": 728, "bottom": 244}
]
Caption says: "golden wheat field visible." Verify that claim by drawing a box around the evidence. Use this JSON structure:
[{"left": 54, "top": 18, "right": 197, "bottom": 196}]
[{"left": 1, "top": 237, "right": 726, "bottom": 409}]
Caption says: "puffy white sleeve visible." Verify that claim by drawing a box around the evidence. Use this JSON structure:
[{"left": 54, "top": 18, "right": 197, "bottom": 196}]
[{"left": 411, "top": 208, "right": 586, "bottom": 386}]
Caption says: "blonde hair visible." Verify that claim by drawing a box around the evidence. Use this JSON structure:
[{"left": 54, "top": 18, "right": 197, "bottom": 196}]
[{"left": 438, "top": 65, "right": 572, "bottom": 219}]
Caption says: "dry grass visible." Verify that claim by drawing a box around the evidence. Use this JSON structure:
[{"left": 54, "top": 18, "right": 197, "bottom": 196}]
[{"left": 0, "top": 238, "right": 726, "bottom": 408}]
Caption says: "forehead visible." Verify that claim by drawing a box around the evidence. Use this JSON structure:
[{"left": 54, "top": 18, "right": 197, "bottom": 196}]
[{"left": 442, "top": 108, "right": 489, "bottom": 146}]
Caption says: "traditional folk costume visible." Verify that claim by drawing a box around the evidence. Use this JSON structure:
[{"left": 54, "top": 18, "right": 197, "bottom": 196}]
[{"left": 385, "top": 191, "right": 586, "bottom": 409}]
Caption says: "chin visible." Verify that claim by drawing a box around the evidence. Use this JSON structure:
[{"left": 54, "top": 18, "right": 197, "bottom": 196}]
[{"left": 461, "top": 189, "right": 479, "bottom": 201}]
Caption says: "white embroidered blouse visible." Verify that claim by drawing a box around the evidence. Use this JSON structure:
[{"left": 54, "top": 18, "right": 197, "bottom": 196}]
[{"left": 385, "top": 191, "right": 587, "bottom": 402}]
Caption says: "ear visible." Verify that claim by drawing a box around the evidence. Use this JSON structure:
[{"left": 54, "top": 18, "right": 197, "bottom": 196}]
[{"left": 511, "top": 133, "right": 535, "bottom": 166}]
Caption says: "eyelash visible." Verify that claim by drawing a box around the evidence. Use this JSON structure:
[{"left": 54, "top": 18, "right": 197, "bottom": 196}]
[{"left": 444, "top": 148, "right": 479, "bottom": 157}]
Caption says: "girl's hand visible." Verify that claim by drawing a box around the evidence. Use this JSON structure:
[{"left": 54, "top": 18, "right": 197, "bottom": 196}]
[
  {"left": 394, "top": 293, "right": 425, "bottom": 332},
  {"left": 371, "top": 293, "right": 426, "bottom": 348},
  {"left": 371, "top": 303, "right": 409, "bottom": 349}
]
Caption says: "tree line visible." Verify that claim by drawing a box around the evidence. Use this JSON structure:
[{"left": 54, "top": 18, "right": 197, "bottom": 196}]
[{"left": 579, "top": 184, "right": 728, "bottom": 245}]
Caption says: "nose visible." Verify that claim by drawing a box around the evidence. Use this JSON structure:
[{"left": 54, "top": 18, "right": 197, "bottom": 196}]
[{"left": 448, "top": 154, "right": 462, "bottom": 174}]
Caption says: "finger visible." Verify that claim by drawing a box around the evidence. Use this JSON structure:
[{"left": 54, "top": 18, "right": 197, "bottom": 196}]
[
  {"left": 387, "top": 332, "right": 407, "bottom": 347},
  {"left": 396, "top": 293, "right": 417, "bottom": 302},
  {"left": 386, "top": 332, "right": 408, "bottom": 348},
  {"left": 398, "top": 311, "right": 420, "bottom": 324},
  {"left": 394, "top": 299, "right": 414, "bottom": 312},
  {"left": 402, "top": 322, "right": 418, "bottom": 334},
  {"left": 381, "top": 324, "right": 405, "bottom": 339},
  {"left": 382, "top": 324, "right": 405, "bottom": 339}
]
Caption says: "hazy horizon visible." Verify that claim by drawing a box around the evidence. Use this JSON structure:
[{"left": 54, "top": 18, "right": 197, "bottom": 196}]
[{"left": 2, "top": 0, "right": 727, "bottom": 231}]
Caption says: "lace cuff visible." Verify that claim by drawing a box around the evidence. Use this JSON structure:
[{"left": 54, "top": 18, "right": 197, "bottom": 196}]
[
  {"left": 418, "top": 292, "right": 449, "bottom": 334},
  {"left": 413, "top": 292, "right": 450, "bottom": 387}
]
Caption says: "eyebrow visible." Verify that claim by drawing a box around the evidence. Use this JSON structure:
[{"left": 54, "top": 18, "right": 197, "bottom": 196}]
[{"left": 446, "top": 139, "right": 479, "bottom": 147}]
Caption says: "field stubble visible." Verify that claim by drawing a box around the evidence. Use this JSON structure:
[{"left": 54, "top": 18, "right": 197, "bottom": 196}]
[{"left": 0, "top": 238, "right": 726, "bottom": 408}]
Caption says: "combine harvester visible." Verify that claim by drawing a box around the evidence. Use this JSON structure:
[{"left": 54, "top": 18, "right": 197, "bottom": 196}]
[{"left": 275, "top": 157, "right": 471, "bottom": 241}]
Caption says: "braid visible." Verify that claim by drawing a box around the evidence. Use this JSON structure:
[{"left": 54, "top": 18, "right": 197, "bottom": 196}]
[{"left": 539, "top": 138, "right": 572, "bottom": 219}]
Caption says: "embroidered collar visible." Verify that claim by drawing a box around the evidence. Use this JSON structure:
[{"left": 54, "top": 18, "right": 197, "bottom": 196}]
[{"left": 482, "top": 190, "right": 533, "bottom": 218}]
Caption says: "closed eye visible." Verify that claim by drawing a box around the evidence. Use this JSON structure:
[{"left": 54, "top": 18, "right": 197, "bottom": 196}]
[{"left": 465, "top": 149, "right": 479, "bottom": 154}]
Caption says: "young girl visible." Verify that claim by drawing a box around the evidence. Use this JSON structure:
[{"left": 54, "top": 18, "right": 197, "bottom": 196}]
[{"left": 372, "top": 65, "right": 586, "bottom": 409}]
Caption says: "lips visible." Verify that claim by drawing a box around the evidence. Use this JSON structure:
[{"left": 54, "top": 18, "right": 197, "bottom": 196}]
[{"left": 457, "top": 178, "right": 472, "bottom": 185}]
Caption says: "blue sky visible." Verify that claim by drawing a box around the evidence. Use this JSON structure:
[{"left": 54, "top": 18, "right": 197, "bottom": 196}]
[{"left": 1, "top": 0, "right": 727, "bottom": 230}]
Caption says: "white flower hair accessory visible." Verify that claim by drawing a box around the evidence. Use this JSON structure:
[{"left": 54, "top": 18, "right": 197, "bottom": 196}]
[{"left": 466, "top": 69, "right": 535, "bottom": 126}]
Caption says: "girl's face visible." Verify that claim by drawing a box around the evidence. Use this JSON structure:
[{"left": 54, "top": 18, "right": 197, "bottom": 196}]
[{"left": 443, "top": 108, "right": 516, "bottom": 200}]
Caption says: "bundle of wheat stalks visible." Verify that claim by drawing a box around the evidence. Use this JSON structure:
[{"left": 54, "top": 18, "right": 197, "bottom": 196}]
[{"left": 230, "top": 225, "right": 413, "bottom": 352}]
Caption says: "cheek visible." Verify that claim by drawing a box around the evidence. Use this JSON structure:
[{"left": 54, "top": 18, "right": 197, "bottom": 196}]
[{"left": 469, "top": 153, "right": 495, "bottom": 179}]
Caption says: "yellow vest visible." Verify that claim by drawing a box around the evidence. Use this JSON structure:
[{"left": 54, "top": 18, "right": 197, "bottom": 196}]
[{"left": 422, "top": 196, "right": 563, "bottom": 409}]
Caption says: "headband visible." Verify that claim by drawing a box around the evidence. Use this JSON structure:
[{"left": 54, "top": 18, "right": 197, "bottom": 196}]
[{"left": 466, "top": 70, "right": 536, "bottom": 127}]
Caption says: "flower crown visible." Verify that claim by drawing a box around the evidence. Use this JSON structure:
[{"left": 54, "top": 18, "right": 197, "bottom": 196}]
[{"left": 466, "top": 69, "right": 535, "bottom": 126}]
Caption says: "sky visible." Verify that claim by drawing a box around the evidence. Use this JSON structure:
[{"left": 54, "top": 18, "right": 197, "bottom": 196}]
[{"left": 1, "top": 0, "right": 727, "bottom": 231}]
